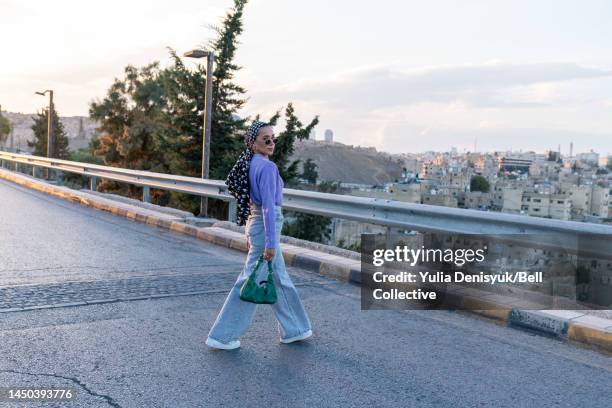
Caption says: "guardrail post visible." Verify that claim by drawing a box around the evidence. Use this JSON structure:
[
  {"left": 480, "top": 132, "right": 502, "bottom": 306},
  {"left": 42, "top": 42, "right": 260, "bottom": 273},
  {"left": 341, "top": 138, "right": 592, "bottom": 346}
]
[
  {"left": 32, "top": 165, "right": 37, "bottom": 178},
  {"left": 143, "top": 186, "right": 151, "bottom": 203},
  {"left": 228, "top": 200, "right": 237, "bottom": 222},
  {"left": 385, "top": 226, "right": 393, "bottom": 248},
  {"left": 90, "top": 176, "right": 97, "bottom": 191}
]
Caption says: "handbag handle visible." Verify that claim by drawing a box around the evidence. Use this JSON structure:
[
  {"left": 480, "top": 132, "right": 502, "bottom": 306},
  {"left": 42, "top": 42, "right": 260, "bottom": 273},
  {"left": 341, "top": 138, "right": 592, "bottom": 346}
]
[
  {"left": 251, "top": 254, "right": 272, "bottom": 275},
  {"left": 253, "top": 254, "right": 274, "bottom": 286},
  {"left": 254, "top": 254, "right": 274, "bottom": 273}
]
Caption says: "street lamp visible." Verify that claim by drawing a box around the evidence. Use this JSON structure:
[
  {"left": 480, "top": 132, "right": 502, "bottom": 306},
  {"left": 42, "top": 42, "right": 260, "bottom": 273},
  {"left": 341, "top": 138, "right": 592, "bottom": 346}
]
[
  {"left": 183, "top": 49, "right": 215, "bottom": 217},
  {"left": 35, "top": 89, "right": 54, "bottom": 179}
]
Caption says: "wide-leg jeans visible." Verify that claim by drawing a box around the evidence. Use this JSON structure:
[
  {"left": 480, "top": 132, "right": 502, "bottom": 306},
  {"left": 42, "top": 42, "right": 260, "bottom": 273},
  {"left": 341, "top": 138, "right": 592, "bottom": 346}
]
[{"left": 207, "top": 205, "right": 312, "bottom": 343}]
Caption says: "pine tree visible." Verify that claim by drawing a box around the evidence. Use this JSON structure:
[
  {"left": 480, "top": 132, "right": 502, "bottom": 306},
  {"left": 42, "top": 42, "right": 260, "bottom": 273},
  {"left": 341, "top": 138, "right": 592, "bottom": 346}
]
[
  {"left": 0, "top": 112, "right": 11, "bottom": 147},
  {"left": 301, "top": 158, "right": 318, "bottom": 184},
  {"left": 271, "top": 103, "right": 319, "bottom": 186},
  {"left": 282, "top": 181, "right": 338, "bottom": 244},
  {"left": 27, "top": 109, "right": 70, "bottom": 159},
  {"left": 207, "top": 0, "right": 250, "bottom": 179}
]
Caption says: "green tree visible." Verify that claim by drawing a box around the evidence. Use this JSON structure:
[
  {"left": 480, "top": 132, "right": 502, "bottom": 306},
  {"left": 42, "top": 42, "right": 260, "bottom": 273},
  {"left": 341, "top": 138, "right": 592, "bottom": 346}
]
[
  {"left": 88, "top": 0, "right": 250, "bottom": 216},
  {"left": 27, "top": 109, "right": 70, "bottom": 159},
  {"left": 0, "top": 112, "right": 11, "bottom": 147},
  {"left": 337, "top": 238, "right": 361, "bottom": 252},
  {"left": 158, "top": 0, "right": 251, "bottom": 181},
  {"left": 282, "top": 212, "right": 332, "bottom": 243},
  {"left": 470, "top": 175, "right": 490, "bottom": 193},
  {"left": 89, "top": 62, "right": 169, "bottom": 199},
  {"left": 301, "top": 158, "right": 318, "bottom": 184},
  {"left": 282, "top": 181, "right": 339, "bottom": 243},
  {"left": 271, "top": 103, "right": 319, "bottom": 186},
  {"left": 207, "top": 0, "right": 250, "bottom": 179}
]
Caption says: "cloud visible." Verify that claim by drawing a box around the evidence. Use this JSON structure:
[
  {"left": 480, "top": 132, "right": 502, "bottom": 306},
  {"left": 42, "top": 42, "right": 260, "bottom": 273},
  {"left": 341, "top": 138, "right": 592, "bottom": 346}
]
[
  {"left": 251, "top": 61, "right": 612, "bottom": 111},
  {"left": 238, "top": 61, "right": 612, "bottom": 155}
]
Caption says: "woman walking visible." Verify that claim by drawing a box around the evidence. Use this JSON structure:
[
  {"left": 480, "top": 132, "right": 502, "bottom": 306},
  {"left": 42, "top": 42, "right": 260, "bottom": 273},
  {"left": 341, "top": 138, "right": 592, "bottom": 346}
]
[{"left": 205, "top": 120, "right": 313, "bottom": 350}]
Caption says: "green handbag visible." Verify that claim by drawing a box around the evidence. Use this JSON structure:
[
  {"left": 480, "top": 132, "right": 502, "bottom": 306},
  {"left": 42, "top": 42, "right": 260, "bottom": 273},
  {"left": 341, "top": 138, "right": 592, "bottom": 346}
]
[{"left": 240, "top": 255, "right": 277, "bottom": 304}]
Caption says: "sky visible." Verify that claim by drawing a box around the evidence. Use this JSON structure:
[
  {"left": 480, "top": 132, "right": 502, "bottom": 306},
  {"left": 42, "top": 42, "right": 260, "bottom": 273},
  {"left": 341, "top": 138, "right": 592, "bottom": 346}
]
[{"left": 1, "top": 0, "right": 611, "bottom": 155}]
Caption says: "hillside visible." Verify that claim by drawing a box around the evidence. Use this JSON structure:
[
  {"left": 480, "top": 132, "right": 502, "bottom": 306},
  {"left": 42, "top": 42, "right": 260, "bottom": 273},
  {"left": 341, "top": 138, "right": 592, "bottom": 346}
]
[
  {"left": 0, "top": 111, "right": 98, "bottom": 151},
  {"left": 291, "top": 139, "right": 404, "bottom": 185}
]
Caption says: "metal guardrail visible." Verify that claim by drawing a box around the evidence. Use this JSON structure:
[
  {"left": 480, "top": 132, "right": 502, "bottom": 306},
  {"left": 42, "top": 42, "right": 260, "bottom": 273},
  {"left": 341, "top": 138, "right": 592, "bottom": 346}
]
[{"left": 1, "top": 151, "right": 611, "bottom": 258}]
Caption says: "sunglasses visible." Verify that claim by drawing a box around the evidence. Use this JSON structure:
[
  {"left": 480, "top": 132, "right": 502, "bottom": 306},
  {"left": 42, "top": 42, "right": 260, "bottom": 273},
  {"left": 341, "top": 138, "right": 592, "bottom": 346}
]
[{"left": 263, "top": 137, "right": 278, "bottom": 146}]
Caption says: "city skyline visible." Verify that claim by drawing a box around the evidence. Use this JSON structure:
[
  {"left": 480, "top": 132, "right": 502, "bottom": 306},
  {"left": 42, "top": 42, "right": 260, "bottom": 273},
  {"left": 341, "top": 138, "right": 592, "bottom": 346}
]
[{"left": 1, "top": 0, "right": 611, "bottom": 155}]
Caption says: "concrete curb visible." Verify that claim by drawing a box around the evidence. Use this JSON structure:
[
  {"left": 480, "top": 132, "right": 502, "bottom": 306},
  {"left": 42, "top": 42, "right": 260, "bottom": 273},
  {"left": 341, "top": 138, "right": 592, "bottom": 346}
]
[
  {"left": 1, "top": 168, "right": 611, "bottom": 354},
  {"left": 509, "top": 310, "right": 612, "bottom": 353}
]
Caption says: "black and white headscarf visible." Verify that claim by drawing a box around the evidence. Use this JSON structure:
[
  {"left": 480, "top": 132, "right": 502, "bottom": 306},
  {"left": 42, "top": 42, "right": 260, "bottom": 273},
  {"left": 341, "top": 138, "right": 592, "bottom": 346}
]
[{"left": 225, "top": 120, "right": 270, "bottom": 225}]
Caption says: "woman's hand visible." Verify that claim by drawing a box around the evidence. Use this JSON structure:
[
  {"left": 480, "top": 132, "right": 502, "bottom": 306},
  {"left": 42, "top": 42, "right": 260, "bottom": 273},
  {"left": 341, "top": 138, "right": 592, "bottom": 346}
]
[{"left": 264, "top": 247, "right": 275, "bottom": 261}]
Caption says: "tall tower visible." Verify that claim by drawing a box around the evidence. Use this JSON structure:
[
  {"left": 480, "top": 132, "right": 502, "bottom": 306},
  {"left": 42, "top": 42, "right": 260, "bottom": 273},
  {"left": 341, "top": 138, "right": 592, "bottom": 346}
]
[
  {"left": 569, "top": 141, "right": 573, "bottom": 157},
  {"left": 324, "top": 129, "right": 333, "bottom": 143}
]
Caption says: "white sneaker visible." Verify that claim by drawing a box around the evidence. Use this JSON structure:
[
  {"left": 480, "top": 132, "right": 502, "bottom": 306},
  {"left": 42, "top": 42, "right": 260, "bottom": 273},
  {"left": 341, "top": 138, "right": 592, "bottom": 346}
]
[
  {"left": 206, "top": 337, "right": 241, "bottom": 350},
  {"left": 280, "top": 329, "right": 313, "bottom": 344}
]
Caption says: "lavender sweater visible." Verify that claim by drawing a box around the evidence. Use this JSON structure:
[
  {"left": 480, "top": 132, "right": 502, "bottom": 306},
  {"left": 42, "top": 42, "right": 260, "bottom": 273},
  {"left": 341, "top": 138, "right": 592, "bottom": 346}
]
[{"left": 249, "top": 153, "right": 284, "bottom": 248}]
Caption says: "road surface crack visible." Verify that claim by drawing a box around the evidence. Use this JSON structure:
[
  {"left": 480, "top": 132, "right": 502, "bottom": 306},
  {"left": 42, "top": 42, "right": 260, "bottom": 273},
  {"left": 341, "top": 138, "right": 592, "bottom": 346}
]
[{"left": 0, "top": 368, "right": 122, "bottom": 407}]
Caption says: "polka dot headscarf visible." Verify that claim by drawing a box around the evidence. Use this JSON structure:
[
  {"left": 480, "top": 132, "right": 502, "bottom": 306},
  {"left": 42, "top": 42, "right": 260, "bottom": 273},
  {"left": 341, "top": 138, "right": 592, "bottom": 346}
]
[{"left": 225, "top": 120, "right": 270, "bottom": 225}]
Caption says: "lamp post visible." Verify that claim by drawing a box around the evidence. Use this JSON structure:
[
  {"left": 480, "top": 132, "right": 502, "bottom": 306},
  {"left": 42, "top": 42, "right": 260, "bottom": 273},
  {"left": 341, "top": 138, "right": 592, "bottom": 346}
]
[
  {"left": 183, "top": 49, "right": 215, "bottom": 217},
  {"left": 35, "top": 89, "right": 54, "bottom": 179}
]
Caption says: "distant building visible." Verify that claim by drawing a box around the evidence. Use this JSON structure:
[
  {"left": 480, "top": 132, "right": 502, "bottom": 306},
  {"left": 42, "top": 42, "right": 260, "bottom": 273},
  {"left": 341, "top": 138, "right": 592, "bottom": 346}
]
[
  {"left": 498, "top": 156, "right": 532, "bottom": 173},
  {"left": 457, "top": 191, "right": 493, "bottom": 210},
  {"left": 576, "top": 150, "right": 599, "bottom": 166},
  {"left": 420, "top": 163, "right": 446, "bottom": 180},
  {"left": 559, "top": 183, "right": 610, "bottom": 220},
  {"left": 324, "top": 129, "right": 334, "bottom": 143},
  {"left": 544, "top": 149, "right": 560, "bottom": 162},
  {"left": 422, "top": 191, "right": 458, "bottom": 207},
  {"left": 598, "top": 155, "right": 611, "bottom": 167},
  {"left": 387, "top": 182, "right": 421, "bottom": 203},
  {"left": 522, "top": 193, "right": 571, "bottom": 221},
  {"left": 500, "top": 188, "right": 524, "bottom": 214}
]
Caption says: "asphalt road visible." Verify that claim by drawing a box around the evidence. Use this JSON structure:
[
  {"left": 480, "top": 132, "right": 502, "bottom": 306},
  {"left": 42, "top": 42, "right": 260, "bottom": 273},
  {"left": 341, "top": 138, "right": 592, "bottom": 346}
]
[{"left": 0, "top": 178, "right": 611, "bottom": 408}]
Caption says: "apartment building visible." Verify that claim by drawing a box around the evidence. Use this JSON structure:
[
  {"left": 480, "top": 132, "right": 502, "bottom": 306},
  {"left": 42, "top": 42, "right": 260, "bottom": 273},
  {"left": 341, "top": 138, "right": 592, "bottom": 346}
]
[
  {"left": 500, "top": 189, "right": 524, "bottom": 214},
  {"left": 457, "top": 191, "right": 493, "bottom": 210},
  {"left": 521, "top": 193, "right": 571, "bottom": 220},
  {"left": 559, "top": 183, "right": 610, "bottom": 219},
  {"left": 422, "top": 192, "right": 458, "bottom": 207}
]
